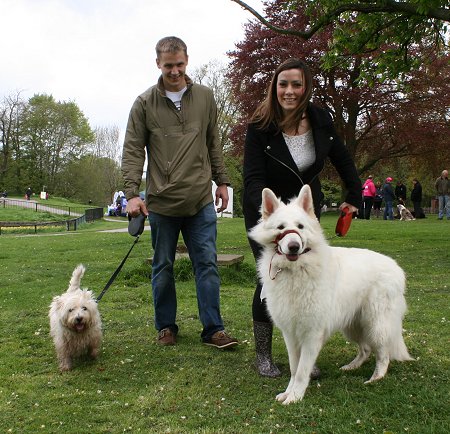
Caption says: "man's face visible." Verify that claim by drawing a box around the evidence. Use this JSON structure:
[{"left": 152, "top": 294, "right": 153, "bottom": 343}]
[{"left": 156, "top": 50, "right": 188, "bottom": 92}]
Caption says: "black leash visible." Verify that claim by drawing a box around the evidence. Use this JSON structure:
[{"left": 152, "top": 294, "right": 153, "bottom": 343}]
[{"left": 96, "top": 235, "right": 140, "bottom": 303}]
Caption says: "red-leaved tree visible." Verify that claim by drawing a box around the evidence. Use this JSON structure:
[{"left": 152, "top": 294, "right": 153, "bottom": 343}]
[{"left": 227, "top": 0, "right": 449, "bottom": 176}]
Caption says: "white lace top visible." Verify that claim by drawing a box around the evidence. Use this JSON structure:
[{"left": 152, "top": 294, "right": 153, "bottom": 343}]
[{"left": 282, "top": 130, "right": 316, "bottom": 172}]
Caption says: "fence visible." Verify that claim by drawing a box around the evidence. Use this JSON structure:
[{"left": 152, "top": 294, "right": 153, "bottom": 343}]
[{"left": 0, "top": 198, "right": 104, "bottom": 234}]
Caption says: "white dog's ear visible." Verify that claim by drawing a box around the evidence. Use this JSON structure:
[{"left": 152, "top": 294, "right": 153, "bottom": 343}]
[
  {"left": 52, "top": 295, "right": 64, "bottom": 311},
  {"left": 296, "top": 185, "right": 315, "bottom": 217},
  {"left": 261, "top": 188, "right": 280, "bottom": 219}
]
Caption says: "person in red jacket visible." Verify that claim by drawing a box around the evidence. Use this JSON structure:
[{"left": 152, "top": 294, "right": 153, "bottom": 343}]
[{"left": 361, "top": 175, "right": 376, "bottom": 219}]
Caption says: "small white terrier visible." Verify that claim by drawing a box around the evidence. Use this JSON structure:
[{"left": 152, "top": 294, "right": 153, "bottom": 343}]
[{"left": 49, "top": 264, "right": 102, "bottom": 371}]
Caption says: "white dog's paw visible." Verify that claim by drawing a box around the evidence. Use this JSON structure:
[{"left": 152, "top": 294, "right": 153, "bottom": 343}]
[
  {"left": 340, "top": 363, "right": 357, "bottom": 371},
  {"left": 276, "top": 389, "right": 304, "bottom": 404},
  {"left": 276, "top": 391, "right": 289, "bottom": 402},
  {"left": 364, "top": 373, "right": 384, "bottom": 384},
  {"left": 281, "top": 391, "right": 303, "bottom": 405}
]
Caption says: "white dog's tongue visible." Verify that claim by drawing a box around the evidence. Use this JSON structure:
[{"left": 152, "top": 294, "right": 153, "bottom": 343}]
[{"left": 75, "top": 323, "right": 85, "bottom": 332}]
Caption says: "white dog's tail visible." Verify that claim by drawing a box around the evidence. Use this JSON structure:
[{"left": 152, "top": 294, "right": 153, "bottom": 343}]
[
  {"left": 68, "top": 264, "right": 85, "bottom": 292},
  {"left": 390, "top": 335, "right": 414, "bottom": 361}
]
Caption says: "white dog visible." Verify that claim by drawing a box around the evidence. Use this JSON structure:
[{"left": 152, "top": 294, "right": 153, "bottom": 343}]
[
  {"left": 397, "top": 204, "right": 415, "bottom": 221},
  {"left": 49, "top": 265, "right": 102, "bottom": 371},
  {"left": 249, "top": 185, "right": 413, "bottom": 404}
]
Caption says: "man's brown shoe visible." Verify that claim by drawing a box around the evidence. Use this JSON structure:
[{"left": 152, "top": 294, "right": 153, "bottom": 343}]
[
  {"left": 157, "top": 328, "right": 176, "bottom": 346},
  {"left": 203, "top": 331, "right": 238, "bottom": 349}
]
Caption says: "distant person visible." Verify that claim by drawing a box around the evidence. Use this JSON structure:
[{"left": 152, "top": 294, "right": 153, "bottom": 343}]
[
  {"left": 25, "top": 187, "right": 32, "bottom": 200},
  {"left": 115, "top": 200, "right": 122, "bottom": 217},
  {"left": 435, "top": 169, "right": 449, "bottom": 220},
  {"left": 383, "top": 177, "right": 395, "bottom": 220},
  {"left": 373, "top": 181, "right": 383, "bottom": 218},
  {"left": 121, "top": 36, "right": 238, "bottom": 349},
  {"left": 395, "top": 181, "right": 407, "bottom": 206},
  {"left": 361, "top": 175, "right": 376, "bottom": 219},
  {"left": 411, "top": 179, "right": 425, "bottom": 219},
  {"left": 2, "top": 190, "right": 7, "bottom": 198}
]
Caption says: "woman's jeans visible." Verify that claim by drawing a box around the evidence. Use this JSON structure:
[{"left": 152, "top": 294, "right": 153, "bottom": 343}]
[{"left": 148, "top": 202, "right": 223, "bottom": 340}]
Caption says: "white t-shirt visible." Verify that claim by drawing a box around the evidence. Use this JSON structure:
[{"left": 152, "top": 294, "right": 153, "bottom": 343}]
[{"left": 165, "top": 87, "right": 187, "bottom": 110}]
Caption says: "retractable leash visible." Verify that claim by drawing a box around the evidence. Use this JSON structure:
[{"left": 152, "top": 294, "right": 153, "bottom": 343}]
[
  {"left": 96, "top": 214, "right": 146, "bottom": 303},
  {"left": 334, "top": 206, "right": 353, "bottom": 237}
]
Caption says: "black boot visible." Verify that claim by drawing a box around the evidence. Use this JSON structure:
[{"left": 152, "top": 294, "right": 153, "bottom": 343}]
[{"left": 253, "top": 321, "right": 281, "bottom": 377}]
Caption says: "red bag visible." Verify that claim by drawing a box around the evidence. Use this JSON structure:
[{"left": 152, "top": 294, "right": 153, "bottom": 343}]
[{"left": 335, "top": 207, "right": 352, "bottom": 237}]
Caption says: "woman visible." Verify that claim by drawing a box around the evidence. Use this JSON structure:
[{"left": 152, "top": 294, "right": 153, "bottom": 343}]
[
  {"left": 362, "top": 175, "right": 376, "bottom": 219},
  {"left": 411, "top": 178, "right": 425, "bottom": 218},
  {"left": 243, "top": 58, "right": 361, "bottom": 378},
  {"left": 373, "top": 180, "right": 383, "bottom": 218}
]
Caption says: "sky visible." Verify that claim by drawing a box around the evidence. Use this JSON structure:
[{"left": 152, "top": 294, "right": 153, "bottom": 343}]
[{"left": 1, "top": 0, "right": 262, "bottom": 139}]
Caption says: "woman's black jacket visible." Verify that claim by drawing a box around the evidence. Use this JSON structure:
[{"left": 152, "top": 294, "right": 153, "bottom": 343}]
[{"left": 243, "top": 103, "right": 361, "bottom": 231}]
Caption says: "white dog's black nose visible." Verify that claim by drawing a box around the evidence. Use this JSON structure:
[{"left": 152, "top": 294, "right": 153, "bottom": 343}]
[
  {"left": 288, "top": 242, "right": 300, "bottom": 254},
  {"left": 76, "top": 316, "right": 83, "bottom": 323}
]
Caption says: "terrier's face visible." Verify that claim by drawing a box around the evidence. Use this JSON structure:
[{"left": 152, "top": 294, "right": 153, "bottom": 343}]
[{"left": 55, "top": 290, "right": 99, "bottom": 333}]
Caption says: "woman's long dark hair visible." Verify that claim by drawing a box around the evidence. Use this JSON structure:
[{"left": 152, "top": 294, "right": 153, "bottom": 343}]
[{"left": 251, "top": 58, "right": 313, "bottom": 133}]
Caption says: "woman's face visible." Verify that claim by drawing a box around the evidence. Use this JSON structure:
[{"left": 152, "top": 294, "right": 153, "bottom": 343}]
[{"left": 276, "top": 68, "right": 306, "bottom": 113}]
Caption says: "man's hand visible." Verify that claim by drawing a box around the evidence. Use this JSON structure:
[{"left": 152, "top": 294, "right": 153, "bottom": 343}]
[
  {"left": 215, "top": 184, "right": 229, "bottom": 213},
  {"left": 126, "top": 196, "right": 149, "bottom": 217}
]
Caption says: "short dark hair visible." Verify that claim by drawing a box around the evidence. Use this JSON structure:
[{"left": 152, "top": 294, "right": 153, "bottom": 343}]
[{"left": 155, "top": 36, "right": 187, "bottom": 58}]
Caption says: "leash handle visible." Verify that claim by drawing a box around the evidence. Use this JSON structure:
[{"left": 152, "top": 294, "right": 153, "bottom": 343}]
[{"left": 96, "top": 235, "right": 140, "bottom": 302}]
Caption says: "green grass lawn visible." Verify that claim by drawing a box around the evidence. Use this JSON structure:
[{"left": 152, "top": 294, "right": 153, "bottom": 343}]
[{"left": 0, "top": 214, "right": 449, "bottom": 433}]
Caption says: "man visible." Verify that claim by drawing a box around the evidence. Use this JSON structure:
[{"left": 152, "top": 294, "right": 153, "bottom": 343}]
[
  {"left": 435, "top": 169, "right": 450, "bottom": 220},
  {"left": 121, "top": 36, "right": 238, "bottom": 348},
  {"left": 411, "top": 179, "right": 425, "bottom": 219},
  {"left": 383, "top": 177, "right": 395, "bottom": 220},
  {"left": 395, "top": 180, "right": 407, "bottom": 205}
]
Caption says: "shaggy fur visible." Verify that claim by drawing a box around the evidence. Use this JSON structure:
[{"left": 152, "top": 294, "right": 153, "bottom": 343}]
[
  {"left": 249, "top": 185, "right": 413, "bottom": 404},
  {"left": 397, "top": 204, "right": 416, "bottom": 221},
  {"left": 49, "top": 265, "right": 102, "bottom": 371}
]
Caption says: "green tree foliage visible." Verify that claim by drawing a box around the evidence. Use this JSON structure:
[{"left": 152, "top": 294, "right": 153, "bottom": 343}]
[
  {"left": 59, "top": 154, "right": 121, "bottom": 205},
  {"left": 23, "top": 94, "right": 95, "bottom": 192},
  {"left": 0, "top": 92, "right": 27, "bottom": 192},
  {"left": 1, "top": 93, "right": 124, "bottom": 205},
  {"left": 232, "top": 0, "right": 449, "bottom": 80}
]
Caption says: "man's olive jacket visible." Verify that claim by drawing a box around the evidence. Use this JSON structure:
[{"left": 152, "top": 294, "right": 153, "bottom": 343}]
[{"left": 121, "top": 76, "right": 229, "bottom": 216}]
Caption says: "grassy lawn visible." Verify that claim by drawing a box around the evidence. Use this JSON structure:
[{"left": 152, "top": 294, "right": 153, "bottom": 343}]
[{"left": 0, "top": 214, "right": 448, "bottom": 433}]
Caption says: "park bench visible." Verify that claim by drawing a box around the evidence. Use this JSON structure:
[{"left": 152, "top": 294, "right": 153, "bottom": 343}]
[{"left": 147, "top": 253, "right": 244, "bottom": 269}]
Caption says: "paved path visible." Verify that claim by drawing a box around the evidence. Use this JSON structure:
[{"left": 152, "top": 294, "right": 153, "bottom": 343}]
[{"left": 1, "top": 197, "right": 83, "bottom": 216}]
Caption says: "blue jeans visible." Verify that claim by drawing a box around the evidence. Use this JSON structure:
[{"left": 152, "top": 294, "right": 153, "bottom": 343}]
[
  {"left": 383, "top": 200, "right": 393, "bottom": 220},
  {"left": 438, "top": 195, "right": 450, "bottom": 219},
  {"left": 148, "top": 202, "right": 224, "bottom": 340}
]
